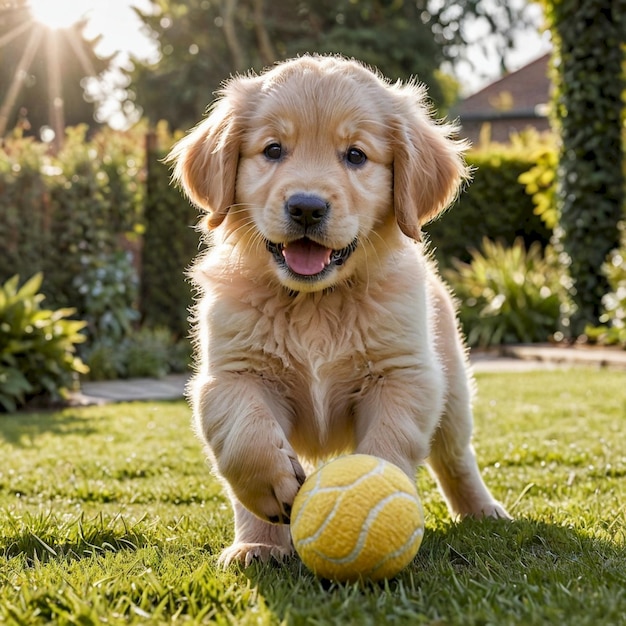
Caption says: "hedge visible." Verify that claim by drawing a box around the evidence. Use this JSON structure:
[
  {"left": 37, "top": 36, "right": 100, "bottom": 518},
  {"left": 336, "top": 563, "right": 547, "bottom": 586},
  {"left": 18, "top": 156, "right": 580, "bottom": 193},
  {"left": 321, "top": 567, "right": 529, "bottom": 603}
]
[
  {"left": 140, "top": 123, "right": 204, "bottom": 338},
  {"left": 425, "top": 138, "right": 553, "bottom": 266},
  {"left": 542, "top": 0, "right": 625, "bottom": 334},
  {"left": 0, "top": 126, "right": 144, "bottom": 317}
]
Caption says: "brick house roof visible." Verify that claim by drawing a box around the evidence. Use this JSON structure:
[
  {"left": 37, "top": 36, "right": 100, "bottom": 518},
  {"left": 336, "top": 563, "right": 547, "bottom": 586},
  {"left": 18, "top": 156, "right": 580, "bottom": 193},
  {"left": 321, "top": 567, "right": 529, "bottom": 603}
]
[{"left": 454, "top": 53, "right": 552, "bottom": 143}]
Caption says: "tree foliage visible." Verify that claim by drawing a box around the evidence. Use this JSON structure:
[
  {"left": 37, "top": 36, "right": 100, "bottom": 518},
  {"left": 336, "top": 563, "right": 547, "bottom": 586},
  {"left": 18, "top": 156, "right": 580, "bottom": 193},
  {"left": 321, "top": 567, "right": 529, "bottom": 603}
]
[
  {"left": 541, "top": 0, "right": 625, "bottom": 335},
  {"left": 127, "top": 0, "right": 530, "bottom": 131},
  {"left": 0, "top": 0, "right": 111, "bottom": 137}
]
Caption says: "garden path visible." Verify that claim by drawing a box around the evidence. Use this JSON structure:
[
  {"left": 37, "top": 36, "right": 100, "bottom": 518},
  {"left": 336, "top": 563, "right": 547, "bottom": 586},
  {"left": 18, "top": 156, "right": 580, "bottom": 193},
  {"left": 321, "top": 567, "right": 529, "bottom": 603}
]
[{"left": 73, "top": 344, "right": 626, "bottom": 405}]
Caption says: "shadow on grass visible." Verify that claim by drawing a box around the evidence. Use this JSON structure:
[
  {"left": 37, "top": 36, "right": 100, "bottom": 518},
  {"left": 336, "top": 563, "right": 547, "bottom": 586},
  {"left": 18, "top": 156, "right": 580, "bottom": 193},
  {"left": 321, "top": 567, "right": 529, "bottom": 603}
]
[
  {"left": 242, "top": 517, "right": 625, "bottom": 623},
  {"left": 0, "top": 410, "right": 98, "bottom": 447}
]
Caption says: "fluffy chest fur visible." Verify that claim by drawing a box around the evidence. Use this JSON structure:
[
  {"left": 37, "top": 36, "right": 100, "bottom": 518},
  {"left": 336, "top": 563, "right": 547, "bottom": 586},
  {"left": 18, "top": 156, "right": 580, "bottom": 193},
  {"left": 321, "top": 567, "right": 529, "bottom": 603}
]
[{"left": 192, "top": 244, "right": 435, "bottom": 459}]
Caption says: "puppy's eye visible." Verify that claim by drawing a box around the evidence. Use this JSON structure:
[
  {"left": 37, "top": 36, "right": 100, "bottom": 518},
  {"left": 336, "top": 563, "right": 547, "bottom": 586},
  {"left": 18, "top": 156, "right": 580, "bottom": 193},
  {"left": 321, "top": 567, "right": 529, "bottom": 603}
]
[
  {"left": 345, "top": 147, "right": 367, "bottom": 167},
  {"left": 264, "top": 143, "right": 283, "bottom": 160}
]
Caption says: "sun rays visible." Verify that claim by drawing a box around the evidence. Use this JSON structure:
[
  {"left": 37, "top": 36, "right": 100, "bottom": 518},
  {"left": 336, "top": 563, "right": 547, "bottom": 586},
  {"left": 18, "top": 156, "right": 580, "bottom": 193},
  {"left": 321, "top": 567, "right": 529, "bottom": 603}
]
[
  {"left": 28, "top": 0, "right": 91, "bottom": 30},
  {"left": 0, "top": 2, "right": 101, "bottom": 150}
]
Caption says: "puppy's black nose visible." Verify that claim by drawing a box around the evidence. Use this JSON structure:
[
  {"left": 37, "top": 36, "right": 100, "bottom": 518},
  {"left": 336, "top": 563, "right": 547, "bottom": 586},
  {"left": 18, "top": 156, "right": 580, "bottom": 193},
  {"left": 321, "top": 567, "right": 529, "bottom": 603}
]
[{"left": 286, "top": 193, "right": 328, "bottom": 227}]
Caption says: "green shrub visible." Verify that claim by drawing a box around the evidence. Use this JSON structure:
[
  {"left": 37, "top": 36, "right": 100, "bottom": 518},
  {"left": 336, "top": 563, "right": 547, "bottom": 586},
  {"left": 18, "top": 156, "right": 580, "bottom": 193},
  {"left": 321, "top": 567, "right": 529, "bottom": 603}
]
[
  {"left": 0, "top": 274, "right": 88, "bottom": 412},
  {"left": 425, "top": 136, "right": 553, "bottom": 266},
  {"left": 124, "top": 326, "right": 190, "bottom": 379},
  {"left": 74, "top": 250, "right": 140, "bottom": 343},
  {"left": 0, "top": 134, "right": 50, "bottom": 284},
  {"left": 1, "top": 124, "right": 195, "bottom": 374},
  {"left": 542, "top": 0, "right": 624, "bottom": 336},
  {"left": 81, "top": 340, "right": 127, "bottom": 381},
  {"left": 517, "top": 140, "right": 559, "bottom": 230},
  {"left": 0, "top": 125, "right": 145, "bottom": 319},
  {"left": 83, "top": 326, "right": 191, "bottom": 381},
  {"left": 445, "top": 238, "right": 571, "bottom": 347},
  {"left": 586, "top": 227, "right": 626, "bottom": 348}
]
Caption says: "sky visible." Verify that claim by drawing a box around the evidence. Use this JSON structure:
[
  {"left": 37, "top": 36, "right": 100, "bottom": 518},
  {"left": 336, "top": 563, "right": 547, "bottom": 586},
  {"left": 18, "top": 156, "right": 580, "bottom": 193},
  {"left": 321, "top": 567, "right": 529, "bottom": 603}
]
[
  {"left": 27, "top": 0, "right": 552, "bottom": 127},
  {"left": 29, "top": 0, "right": 156, "bottom": 60},
  {"left": 453, "top": 2, "right": 552, "bottom": 93}
]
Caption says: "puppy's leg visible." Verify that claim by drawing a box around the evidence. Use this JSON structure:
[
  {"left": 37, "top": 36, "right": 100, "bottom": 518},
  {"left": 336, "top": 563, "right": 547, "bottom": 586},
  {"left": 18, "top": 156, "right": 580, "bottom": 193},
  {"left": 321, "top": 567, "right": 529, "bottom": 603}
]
[
  {"left": 192, "top": 373, "right": 304, "bottom": 564},
  {"left": 427, "top": 275, "right": 510, "bottom": 520},
  {"left": 427, "top": 378, "right": 510, "bottom": 520},
  {"left": 355, "top": 365, "right": 445, "bottom": 477},
  {"left": 218, "top": 499, "right": 293, "bottom": 567}
]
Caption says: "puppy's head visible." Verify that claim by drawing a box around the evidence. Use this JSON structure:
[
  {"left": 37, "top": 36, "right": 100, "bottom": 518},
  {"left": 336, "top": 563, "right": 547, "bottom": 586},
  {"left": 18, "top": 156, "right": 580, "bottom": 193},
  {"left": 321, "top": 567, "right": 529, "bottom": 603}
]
[{"left": 169, "top": 55, "right": 468, "bottom": 292}]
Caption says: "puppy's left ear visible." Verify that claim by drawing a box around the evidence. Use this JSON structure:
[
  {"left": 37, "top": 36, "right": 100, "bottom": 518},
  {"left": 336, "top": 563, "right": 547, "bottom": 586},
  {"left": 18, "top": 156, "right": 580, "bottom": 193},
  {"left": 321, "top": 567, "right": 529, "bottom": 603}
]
[{"left": 391, "top": 83, "right": 470, "bottom": 241}]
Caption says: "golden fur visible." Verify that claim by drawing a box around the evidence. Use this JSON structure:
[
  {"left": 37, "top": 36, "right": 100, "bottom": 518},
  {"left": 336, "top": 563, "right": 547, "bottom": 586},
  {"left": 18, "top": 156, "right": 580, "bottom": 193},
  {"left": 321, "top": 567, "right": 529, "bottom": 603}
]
[{"left": 168, "top": 55, "right": 510, "bottom": 566}]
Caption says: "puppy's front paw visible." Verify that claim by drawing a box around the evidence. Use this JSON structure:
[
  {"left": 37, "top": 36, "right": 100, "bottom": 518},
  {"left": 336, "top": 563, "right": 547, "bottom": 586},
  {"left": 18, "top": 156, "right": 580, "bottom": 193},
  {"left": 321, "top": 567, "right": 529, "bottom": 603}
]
[
  {"left": 481, "top": 501, "right": 513, "bottom": 520},
  {"left": 218, "top": 542, "right": 294, "bottom": 568},
  {"left": 459, "top": 500, "right": 513, "bottom": 521},
  {"left": 221, "top": 437, "right": 306, "bottom": 524}
]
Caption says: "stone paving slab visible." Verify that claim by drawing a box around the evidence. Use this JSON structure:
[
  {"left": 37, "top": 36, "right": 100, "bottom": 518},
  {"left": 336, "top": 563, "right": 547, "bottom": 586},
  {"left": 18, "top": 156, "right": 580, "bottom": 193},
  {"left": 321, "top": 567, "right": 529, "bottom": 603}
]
[
  {"left": 500, "top": 343, "right": 626, "bottom": 370},
  {"left": 73, "top": 374, "right": 189, "bottom": 405},
  {"left": 71, "top": 345, "right": 625, "bottom": 405}
]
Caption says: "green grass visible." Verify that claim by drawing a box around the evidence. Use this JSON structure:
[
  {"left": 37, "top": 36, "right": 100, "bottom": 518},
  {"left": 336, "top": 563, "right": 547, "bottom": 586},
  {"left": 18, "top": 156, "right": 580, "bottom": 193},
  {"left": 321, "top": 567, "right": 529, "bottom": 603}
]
[{"left": 1, "top": 369, "right": 625, "bottom": 625}]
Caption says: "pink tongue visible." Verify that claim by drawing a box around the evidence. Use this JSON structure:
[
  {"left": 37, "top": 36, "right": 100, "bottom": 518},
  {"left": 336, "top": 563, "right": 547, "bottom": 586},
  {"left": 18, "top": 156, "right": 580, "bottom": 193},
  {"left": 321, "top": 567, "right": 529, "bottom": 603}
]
[{"left": 282, "top": 239, "right": 332, "bottom": 276}]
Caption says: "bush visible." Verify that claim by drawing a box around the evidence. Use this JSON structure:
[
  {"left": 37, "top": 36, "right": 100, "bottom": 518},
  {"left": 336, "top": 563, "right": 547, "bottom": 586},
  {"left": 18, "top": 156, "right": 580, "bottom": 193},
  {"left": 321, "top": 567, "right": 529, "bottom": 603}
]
[
  {"left": 1, "top": 124, "right": 195, "bottom": 379},
  {"left": 124, "top": 326, "right": 181, "bottom": 379},
  {"left": 586, "top": 225, "right": 626, "bottom": 348},
  {"left": 0, "top": 274, "right": 88, "bottom": 412},
  {"left": 0, "top": 125, "right": 145, "bottom": 316},
  {"left": 81, "top": 340, "right": 126, "bottom": 382},
  {"left": 425, "top": 136, "right": 553, "bottom": 267},
  {"left": 544, "top": 0, "right": 625, "bottom": 335},
  {"left": 83, "top": 326, "right": 191, "bottom": 381},
  {"left": 517, "top": 140, "right": 558, "bottom": 230},
  {"left": 445, "top": 238, "right": 571, "bottom": 347},
  {"left": 74, "top": 250, "right": 140, "bottom": 343}
]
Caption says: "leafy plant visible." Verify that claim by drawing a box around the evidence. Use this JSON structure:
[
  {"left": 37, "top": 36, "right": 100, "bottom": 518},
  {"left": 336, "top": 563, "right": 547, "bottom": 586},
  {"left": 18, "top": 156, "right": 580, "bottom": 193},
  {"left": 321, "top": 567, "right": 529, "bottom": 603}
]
[
  {"left": 0, "top": 274, "right": 88, "bottom": 412},
  {"left": 125, "top": 326, "right": 179, "bottom": 379},
  {"left": 0, "top": 125, "right": 145, "bottom": 321},
  {"left": 445, "top": 238, "right": 571, "bottom": 347},
  {"left": 81, "top": 340, "right": 127, "bottom": 381},
  {"left": 142, "top": 123, "right": 202, "bottom": 337},
  {"left": 83, "top": 326, "right": 190, "bottom": 381},
  {"left": 517, "top": 137, "right": 558, "bottom": 229},
  {"left": 73, "top": 250, "right": 140, "bottom": 343},
  {"left": 585, "top": 229, "right": 626, "bottom": 347}
]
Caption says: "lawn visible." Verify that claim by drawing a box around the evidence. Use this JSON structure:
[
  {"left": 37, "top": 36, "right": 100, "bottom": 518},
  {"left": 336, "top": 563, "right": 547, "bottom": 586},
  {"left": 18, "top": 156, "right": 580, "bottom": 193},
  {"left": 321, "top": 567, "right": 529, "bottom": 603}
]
[{"left": 1, "top": 369, "right": 624, "bottom": 625}]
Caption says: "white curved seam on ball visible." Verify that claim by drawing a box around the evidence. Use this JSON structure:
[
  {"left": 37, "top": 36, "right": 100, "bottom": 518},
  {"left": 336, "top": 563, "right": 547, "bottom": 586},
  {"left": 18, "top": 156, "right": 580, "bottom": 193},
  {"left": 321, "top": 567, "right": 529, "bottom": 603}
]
[
  {"left": 292, "top": 458, "right": 387, "bottom": 532},
  {"left": 368, "top": 522, "right": 424, "bottom": 576},
  {"left": 312, "top": 491, "right": 418, "bottom": 564}
]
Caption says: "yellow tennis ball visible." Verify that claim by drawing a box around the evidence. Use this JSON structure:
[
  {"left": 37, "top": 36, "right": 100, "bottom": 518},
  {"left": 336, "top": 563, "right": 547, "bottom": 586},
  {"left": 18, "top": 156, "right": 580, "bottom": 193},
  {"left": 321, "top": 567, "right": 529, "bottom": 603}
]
[{"left": 290, "top": 454, "right": 424, "bottom": 582}]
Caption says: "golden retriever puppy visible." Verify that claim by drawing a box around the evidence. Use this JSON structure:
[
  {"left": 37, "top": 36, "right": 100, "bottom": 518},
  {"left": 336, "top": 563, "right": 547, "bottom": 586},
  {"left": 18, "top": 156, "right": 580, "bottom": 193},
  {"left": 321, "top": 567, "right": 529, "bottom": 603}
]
[{"left": 168, "top": 55, "right": 510, "bottom": 566}]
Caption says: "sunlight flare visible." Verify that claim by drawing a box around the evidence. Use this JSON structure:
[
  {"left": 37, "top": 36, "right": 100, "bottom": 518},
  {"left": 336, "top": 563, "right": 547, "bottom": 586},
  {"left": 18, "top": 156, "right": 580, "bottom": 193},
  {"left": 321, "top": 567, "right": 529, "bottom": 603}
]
[{"left": 28, "top": 0, "right": 93, "bottom": 30}]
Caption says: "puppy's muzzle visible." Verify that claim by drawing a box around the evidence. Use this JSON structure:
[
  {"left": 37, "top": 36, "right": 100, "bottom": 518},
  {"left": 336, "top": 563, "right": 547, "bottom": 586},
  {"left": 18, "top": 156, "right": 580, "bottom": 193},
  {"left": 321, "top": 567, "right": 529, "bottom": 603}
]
[{"left": 264, "top": 192, "right": 358, "bottom": 284}]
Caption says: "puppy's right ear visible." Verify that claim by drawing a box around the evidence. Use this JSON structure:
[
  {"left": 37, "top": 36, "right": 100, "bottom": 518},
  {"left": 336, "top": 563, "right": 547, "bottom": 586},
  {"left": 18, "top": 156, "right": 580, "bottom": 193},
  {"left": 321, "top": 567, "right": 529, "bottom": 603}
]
[{"left": 166, "top": 82, "right": 246, "bottom": 229}]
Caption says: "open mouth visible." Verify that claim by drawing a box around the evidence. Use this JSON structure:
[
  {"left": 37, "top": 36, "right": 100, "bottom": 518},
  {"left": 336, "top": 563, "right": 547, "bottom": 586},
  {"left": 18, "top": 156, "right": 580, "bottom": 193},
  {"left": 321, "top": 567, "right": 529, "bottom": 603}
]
[{"left": 266, "top": 237, "right": 358, "bottom": 279}]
